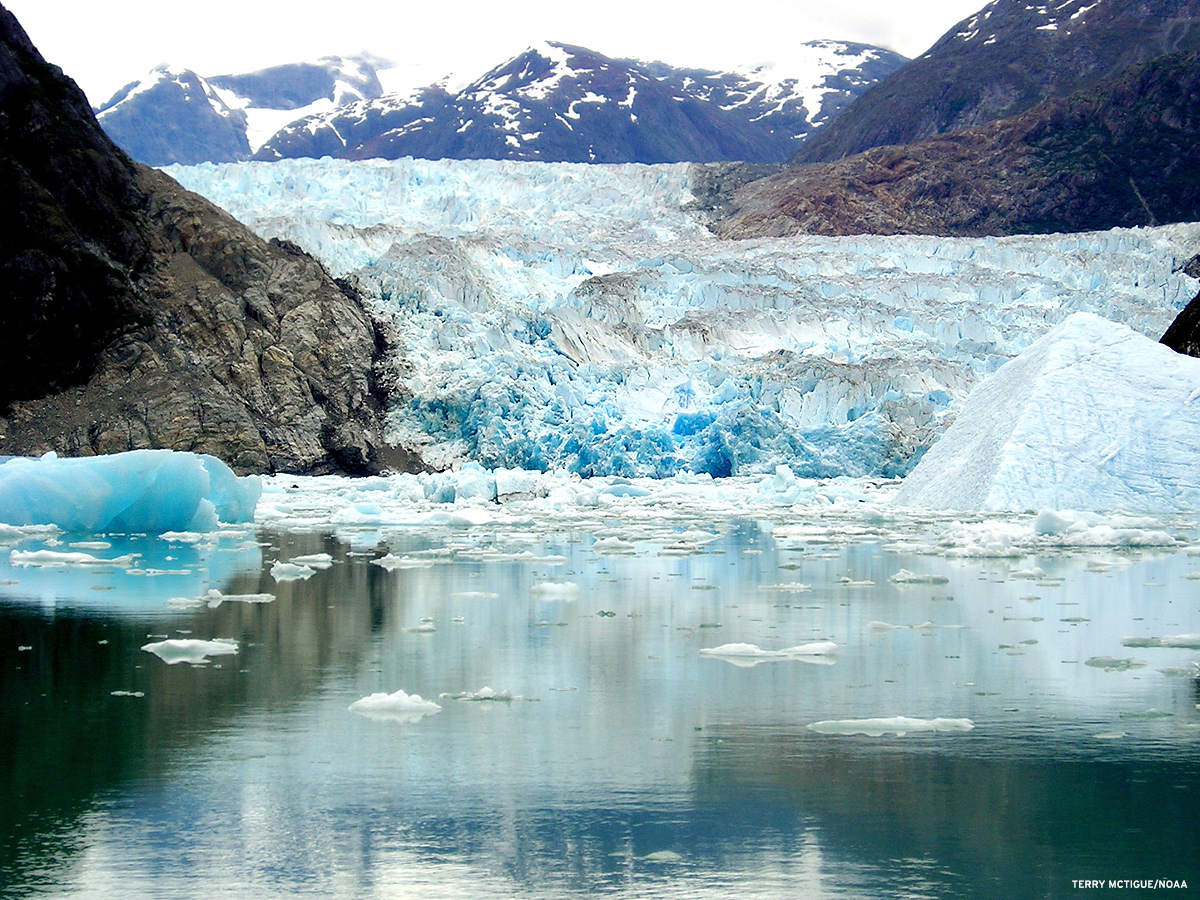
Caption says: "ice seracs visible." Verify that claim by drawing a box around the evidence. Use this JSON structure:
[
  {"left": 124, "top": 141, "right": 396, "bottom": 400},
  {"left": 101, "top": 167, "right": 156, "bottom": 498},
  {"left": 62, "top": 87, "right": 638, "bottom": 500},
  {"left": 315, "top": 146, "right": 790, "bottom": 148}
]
[{"left": 893, "top": 313, "right": 1200, "bottom": 514}]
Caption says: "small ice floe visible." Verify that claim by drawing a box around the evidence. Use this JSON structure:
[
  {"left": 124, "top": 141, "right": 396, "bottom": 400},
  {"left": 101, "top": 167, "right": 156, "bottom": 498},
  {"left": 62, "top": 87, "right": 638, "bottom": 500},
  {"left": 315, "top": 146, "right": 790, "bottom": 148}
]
[
  {"left": 1121, "top": 634, "right": 1200, "bottom": 650},
  {"left": 1086, "top": 656, "right": 1147, "bottom": 671},
  {"left": 641, "top": 850, "right": 683, "bottom": 863},
  {"left": 592, "top": 536, "right": 637, "bottom": 554},
  {"left": 888, "top": 569, "right": 949, "bottom": 585},
  {"left": 452, "top": 591, "right": 500, "bottom": 600},
  {"left": 287, "top": 552, "right": 334, "bottom": 569},
  {"left": 371, "top": 554, "right": 435, "bottom": 571},
  {"left": 807, "top": 716, "right": 974, "bottom": 737},
  {"left": 1093, "top": 731, "right": 1127, "bottom": 740},
  {"left": 110, "top": 690, "right": 145, "bottom": 698},
  {"left": 699, "top": 641, "right": 838, "bottom": 667},
  {"left": 1119, "top": 708, "right": 1174, "bottom": 719},
  {"left": 758, "top": 582, "right": 813, "bottom": 593},
  {"left": 404, "top": 622, "right": 437, "bottom": 633},
  {"left": 125, "top": 567, "right": 193, "bottom": 577},
  {"left": 439, "top": 686, "right": 519, "bottom": 702},
  {"left": 141, "top": 638, "right": 238, "bottom": 665},
  {"left": 1010, "top": 567, "right": 1047, "bottom": 580},
  {"left": 836, "top": 576, "right": 875, "bottom": 586},
  {"left": 530, "top": 581, "right": 581, "bottom": 598},
  {"left": 348, "top": 688, "right": 441, "bottom": 723},
  {"left": 203, "top": 589, "right": 275, "bottom": 609},
  {"left": 1158, "top": 663, "right": 1200, "bottom": 678},
  {"left": 271, "top": 561, "right": 316, "bottom": 581},
  {"left": 10, "top": 549, "right": 138, "bottom": 567},
  {"left": 69, "top": 541, "right": 112, "bottom": 550},
  {"left": 867, "top": 620, "right": 941, "bottom": 631}
]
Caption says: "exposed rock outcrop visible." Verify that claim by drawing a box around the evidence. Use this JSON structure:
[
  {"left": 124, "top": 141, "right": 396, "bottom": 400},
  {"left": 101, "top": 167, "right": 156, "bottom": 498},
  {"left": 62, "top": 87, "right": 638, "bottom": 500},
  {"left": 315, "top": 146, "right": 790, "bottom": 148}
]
[
  {"left": 709, "top": 50, "right": 1200, "bottom": 238},
  {"left": 0, "top": 3, "right": 414, "bottom": 474}
]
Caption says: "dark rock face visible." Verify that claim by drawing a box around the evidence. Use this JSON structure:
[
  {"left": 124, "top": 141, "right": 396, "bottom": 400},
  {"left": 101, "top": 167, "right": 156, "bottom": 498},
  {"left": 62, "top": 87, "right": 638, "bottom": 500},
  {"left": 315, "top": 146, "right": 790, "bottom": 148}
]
[
  {"left": 709, "top": 50, "right": 1200, "bottom": 238},
  {"left": 795, "top": 0, "right": 1200, "bottom": 165},
  {"left": 0, "top": 4, "right": 410, "bottom": 474},
  {"left": 1161, "top": 255, "right": 1200, "bottom": 356},
  {"left": 256, "top": 41, "right": 908, "bottom": 165}
]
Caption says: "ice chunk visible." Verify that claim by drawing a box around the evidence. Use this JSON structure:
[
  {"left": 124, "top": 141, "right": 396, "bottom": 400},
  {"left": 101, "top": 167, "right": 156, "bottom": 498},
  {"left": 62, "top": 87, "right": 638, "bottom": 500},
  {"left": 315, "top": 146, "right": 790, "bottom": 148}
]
[
  {"left": 141, "top": 638, "right": 238, "bottom": 665},
  {"left": 372, "top": 553, "right": 436, "bottom": 570},
  {"left": 287, "top": 553, "right": 334, "bottom": 569},
  {"left": 700, "top": 641, "right": 837, "bottom": 666},
  {"left": 270, "top": 561, "right": 316, "bottom": 581},
  {"left": 807, "top": 716, "right": 975, "bottom": 736},
  {"left": 1085, "top": 656, "right": 1147, "bottom": 670},
  {"left": 0, "top": 450, "right": 259, "bottom": 533},
  {"left": 348, "top": 688, "right": 441, "bottom": 722},
  {"left": 203, "top": 589, "right": 275, "bottom": 609},
  {"left": 895, "top": 314, "right": 1200, "bottom": 513},
  {"left": 10, "top": 549, "right": 138, "bottom": 567},
  {"left": 888, "top": 568, "right": 949, "bottom": 584}
]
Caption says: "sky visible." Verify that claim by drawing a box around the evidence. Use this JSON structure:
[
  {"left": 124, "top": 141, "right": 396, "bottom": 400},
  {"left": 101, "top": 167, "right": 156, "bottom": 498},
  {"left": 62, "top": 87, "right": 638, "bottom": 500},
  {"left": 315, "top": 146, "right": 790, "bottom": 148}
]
[{"left": 4, "top": 0, "right": 987, "bottom": 106}]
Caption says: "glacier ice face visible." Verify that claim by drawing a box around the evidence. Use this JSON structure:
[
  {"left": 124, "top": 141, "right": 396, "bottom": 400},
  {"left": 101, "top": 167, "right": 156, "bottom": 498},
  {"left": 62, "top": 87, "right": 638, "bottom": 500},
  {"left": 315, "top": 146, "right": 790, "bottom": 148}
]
[
  {"left": 0, "top": 450, "right": 261, "bottom": 533},
  {"left": 894, "top": 313, "right": 1200, "bottom": 513},
  {"left": 164, "top": 157, "right": 1200, "bottom": 479}
]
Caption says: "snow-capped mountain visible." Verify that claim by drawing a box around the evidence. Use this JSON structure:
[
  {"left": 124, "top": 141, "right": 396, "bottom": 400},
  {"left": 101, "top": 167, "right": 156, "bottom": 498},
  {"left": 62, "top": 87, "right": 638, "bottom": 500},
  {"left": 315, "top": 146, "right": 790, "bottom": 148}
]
[
  {"left": 258, "top": 40, "right": 906, "bottom": 164},
  {"left": 796, "top": 0, "right": 1200, "bottom": 163},
  {"left": 96, "top": 56, "right": 387, "bottom": 166},
  {"left": 97, "top": 41, "right": 905, "bottom": 167}
]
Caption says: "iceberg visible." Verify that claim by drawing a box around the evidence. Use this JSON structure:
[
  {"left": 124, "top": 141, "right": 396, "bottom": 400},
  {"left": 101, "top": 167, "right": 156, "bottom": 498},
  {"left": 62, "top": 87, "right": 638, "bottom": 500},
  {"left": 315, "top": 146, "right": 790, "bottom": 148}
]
[
  {"left": 894, "top": 313, "right": 1200, "bottom": 513},
  {"left": 0, "top": 450, "right": 261, "bottom": 534},
  {"left": 348, "top": 689, "right": 442, "bottom": 723}
]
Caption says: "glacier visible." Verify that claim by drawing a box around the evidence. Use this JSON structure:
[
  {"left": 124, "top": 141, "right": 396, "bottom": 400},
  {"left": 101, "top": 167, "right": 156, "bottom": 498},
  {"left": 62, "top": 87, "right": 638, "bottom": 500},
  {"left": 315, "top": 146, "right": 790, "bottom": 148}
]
[
  {"left": 0, "top": 449, "right": 261, "bottom": 534},
  {"left": 164, "top": 157, "right": 1200, "bottom": 481},
  {"left": 893, "top": 313, "right": 1200, "bottom": 513}
]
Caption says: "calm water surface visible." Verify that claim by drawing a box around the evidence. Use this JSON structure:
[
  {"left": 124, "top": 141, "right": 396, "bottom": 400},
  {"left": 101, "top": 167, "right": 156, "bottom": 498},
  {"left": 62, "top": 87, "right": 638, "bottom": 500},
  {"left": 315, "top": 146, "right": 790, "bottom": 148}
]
[{"left": 2, "top": 520, "right": 1198, "bottom": 898}]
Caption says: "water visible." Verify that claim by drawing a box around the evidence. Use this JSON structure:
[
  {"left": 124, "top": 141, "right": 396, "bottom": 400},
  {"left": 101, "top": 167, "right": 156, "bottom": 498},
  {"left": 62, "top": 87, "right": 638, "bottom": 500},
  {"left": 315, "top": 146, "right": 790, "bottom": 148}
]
[{"left": 2, "top": 519, "right": 1198, "bottom": 898}]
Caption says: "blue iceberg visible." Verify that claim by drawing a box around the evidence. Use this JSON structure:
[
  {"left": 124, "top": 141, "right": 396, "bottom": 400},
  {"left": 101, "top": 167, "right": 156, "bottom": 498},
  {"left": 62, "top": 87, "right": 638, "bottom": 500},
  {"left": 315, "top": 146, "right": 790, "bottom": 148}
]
[{"left": 0, "top": 450, "right": 261, "bottom": 533}]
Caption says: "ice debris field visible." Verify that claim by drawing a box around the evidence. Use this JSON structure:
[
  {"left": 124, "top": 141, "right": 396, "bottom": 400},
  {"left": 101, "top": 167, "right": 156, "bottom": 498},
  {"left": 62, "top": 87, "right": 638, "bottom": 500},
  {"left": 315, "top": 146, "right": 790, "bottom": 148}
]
[{"left": 165, "top": 157, "right": 1200, "bottom": 482}]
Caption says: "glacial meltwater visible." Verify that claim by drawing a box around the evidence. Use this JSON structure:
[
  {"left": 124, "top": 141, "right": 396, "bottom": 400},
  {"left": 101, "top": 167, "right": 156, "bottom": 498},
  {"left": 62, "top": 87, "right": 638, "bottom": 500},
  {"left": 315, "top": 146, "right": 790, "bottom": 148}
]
[{"left": 1, "top": 477, "right": 1198, "bottom": 899}]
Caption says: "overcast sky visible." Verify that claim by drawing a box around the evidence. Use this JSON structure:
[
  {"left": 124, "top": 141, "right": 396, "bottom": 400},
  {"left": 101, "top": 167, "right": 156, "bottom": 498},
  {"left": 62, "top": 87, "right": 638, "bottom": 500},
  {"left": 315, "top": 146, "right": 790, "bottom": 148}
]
[{"left": 5, "top": 0, "right": 985, "bottom": 106}]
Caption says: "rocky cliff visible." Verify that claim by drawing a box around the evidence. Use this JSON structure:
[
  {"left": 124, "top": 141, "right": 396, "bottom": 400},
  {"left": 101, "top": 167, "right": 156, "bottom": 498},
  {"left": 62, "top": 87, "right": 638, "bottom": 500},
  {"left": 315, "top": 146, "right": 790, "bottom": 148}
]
[{"left": 0, "top": 4, "right": 410, "bottom": 474}]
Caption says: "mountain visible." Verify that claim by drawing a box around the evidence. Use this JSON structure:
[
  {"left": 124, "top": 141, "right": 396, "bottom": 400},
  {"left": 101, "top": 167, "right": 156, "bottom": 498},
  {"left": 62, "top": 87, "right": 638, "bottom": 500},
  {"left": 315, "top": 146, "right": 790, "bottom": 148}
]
[
  {"left": 707, "top": 48, "right": 1200, "bottom": 237},
  {"left": 95, "top": 56, "right": 386, "bottom": 166},
  {"left": 795, "top": 0, "right": 1200, "bottom": 164},
  {"left": 98, "top": 41, "right": 906, "bottom": 167},
  {"left": 258, "top": 40, "right": 907, "bottom": 164},
  {"left": 0, "top": 4, "right": 407, "bottom": 474}
]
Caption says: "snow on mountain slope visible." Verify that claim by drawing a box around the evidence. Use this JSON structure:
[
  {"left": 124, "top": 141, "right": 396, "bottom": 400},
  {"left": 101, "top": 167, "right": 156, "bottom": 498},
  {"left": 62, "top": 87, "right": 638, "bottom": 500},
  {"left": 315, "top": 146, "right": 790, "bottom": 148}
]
[
  {"left": 254, "top": 40, "right": 906, "bottom": 164},
  {"left": 894, "top": 313, "right": 1200, "bottom": 513},
  {"left": 165, "top": 157, "right": 1200, "bottom": 478}
]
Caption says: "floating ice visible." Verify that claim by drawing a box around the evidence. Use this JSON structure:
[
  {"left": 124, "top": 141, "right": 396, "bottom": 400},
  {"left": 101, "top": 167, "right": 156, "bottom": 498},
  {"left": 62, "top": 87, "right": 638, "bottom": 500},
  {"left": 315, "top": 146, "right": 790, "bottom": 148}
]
[
  {"left": 807, "top": 717, "right": 975, "bottom": 736},
  {"left": 348, "top": 688, "right": 441, "bottom": 722},
  {"left": 895, "top": 314, "right": 1200, "bottom": 514},
  {"left": 287, "top": 553, "right": 334, "bottom": 569},
  {"left": 1085, "top": 656, "right": 1147, "bottom": 671},
  {"left": 270, "top": 561, "right": 316, "bottom": 581},
  {"left": 372, "top": 553, "right": 436, "bottom": 570},
  {"left": 141, "top": 638, "right": 239, "bottom": 665},
  {"left": 1120, "top": 634, "right": 1200, "bottom": 649},
  {"left": 700, "top": 641, "right": 837, "bottom": 666},
  {"left": 440, "top": 686, "right": 519, "bottom": 701},
  {"left": 202, "top": 589, "right": 275, "bottom": 609},
  {"left": 888, "top": 568, "right": 949, "bottom": 584},
  {"left": 0, "top": 450, "right": 260, "bottom": 534},
  {"left": 10, "top": 549, "right": 138, "bottom": 567}
]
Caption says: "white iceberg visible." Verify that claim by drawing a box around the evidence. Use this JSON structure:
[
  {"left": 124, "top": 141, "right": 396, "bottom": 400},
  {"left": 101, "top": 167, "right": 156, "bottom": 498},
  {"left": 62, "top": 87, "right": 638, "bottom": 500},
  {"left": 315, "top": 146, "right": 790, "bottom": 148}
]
[
  {"left": 0, "top": 450, "right": 260, "bottom": 534},
  {"left": 894, "top": 314, "right": 1200, "bottom": 513},
  {"left": 700, "top": 641, "right": 838, "bottom": 666},
  {"left": 348, "top": 688, "right": 442, "bottom": 722},
  {"left": 807, "top": 716, "right": 975, "bottom": 737},
  {"left": 141, "top": 638, "right": 239, "bottom": 665}
]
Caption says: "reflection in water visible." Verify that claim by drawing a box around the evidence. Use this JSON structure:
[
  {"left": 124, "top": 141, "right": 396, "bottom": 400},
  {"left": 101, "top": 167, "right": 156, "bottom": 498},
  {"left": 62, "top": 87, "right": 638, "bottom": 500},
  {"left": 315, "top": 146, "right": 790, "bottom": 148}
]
[{"left": 1, "top": 522, "right": 1198, "bottom": 898}]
